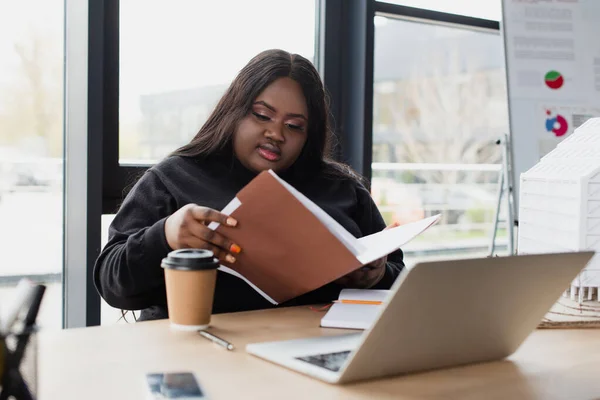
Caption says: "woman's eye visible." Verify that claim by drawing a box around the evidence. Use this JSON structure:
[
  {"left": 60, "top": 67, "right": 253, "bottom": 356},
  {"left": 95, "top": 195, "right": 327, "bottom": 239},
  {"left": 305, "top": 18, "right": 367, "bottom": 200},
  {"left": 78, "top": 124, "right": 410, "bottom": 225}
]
[
  {"left": 286, "top": 123, "right": 304, "bottom": 131},
  {"left": 252, "top": 112, "right": 270, "bottom": 121}
]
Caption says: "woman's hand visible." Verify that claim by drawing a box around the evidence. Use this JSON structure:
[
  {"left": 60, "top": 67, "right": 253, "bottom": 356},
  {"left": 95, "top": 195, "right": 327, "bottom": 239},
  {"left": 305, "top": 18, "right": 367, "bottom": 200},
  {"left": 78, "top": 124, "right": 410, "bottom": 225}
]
[
  {"left": 335, "top": 258, "right": 387, "bottom": 289},
  {"left": 164, "top": 204, "right": 241, "bottom": 264},
  {"left": 334, "top": 221, "right": 401, "bottom": 289}
]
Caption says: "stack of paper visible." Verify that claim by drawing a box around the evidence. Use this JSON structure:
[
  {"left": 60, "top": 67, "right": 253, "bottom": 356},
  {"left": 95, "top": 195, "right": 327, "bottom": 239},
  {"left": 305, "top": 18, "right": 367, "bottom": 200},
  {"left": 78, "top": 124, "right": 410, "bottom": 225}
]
[{"left": 320, "top": 289, "right": 390, "bottom": 330}]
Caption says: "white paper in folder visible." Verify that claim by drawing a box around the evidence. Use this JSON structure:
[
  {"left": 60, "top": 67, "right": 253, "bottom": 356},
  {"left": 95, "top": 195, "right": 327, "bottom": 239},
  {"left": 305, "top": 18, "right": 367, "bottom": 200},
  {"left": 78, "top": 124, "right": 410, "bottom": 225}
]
[{"left": 320, "top": 289, "right": 390, "bottom": 330}]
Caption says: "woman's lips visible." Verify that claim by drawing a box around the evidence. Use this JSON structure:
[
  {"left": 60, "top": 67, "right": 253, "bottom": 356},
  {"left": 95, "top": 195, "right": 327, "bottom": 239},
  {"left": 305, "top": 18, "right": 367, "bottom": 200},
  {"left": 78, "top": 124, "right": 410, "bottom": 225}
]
[{"left": 257, "top": 146, "right": 281, "bottom": 162}]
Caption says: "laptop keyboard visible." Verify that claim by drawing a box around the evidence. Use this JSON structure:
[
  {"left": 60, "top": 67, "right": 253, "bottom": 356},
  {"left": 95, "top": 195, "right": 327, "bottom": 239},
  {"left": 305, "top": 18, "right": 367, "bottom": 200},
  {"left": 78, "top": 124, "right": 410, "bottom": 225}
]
[{"left": 295, "top": 350, "right": 351, "bottom": 372}]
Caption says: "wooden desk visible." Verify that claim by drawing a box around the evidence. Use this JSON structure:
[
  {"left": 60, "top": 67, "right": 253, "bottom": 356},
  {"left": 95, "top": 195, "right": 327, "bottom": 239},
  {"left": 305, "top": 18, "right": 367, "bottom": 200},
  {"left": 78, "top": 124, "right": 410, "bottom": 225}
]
[{"left": 38, "top": 307, "right": 600, "bottom": 400}]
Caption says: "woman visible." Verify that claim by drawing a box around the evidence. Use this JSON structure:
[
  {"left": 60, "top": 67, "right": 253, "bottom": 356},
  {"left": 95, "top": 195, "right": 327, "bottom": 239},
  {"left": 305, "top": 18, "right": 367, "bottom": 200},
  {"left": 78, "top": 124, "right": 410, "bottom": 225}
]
[{"left": 94, "top": 49, "right": 404, "bottom": 321}]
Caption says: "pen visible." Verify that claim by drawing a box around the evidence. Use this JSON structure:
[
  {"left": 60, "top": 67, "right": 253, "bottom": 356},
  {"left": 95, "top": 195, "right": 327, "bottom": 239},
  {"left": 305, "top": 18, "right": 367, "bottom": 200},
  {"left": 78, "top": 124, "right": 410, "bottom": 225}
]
[
  {"left": 198, "top": 330, "right": 235, "bottom": 351},
  {"left": 333, "top": 300, "right": 383, "bottom": 305}
]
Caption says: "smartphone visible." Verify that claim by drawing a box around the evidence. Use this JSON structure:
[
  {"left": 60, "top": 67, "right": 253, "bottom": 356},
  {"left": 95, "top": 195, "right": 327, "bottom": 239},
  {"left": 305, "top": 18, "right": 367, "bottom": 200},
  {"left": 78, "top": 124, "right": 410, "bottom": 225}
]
[{"left": 145, "top": 372, "right": 207, "bottom": 399}]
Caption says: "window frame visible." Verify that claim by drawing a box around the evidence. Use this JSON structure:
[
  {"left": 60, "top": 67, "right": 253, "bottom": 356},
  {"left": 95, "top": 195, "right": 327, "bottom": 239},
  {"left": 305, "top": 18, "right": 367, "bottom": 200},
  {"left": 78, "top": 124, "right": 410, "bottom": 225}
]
[
  {"left": 375, "top": 2, "right": 500, "bottom": 30},
  {"left": 101, "top": 0, "right": 141, "bottom": 215},
  {"left": 64, "top": 0, "right": 106, "bottom": 328}
]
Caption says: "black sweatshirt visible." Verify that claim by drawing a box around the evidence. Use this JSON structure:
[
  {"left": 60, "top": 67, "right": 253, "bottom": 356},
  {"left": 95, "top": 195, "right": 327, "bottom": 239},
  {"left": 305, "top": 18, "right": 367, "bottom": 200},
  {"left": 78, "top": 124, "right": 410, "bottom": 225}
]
[{"left": 94, "top": 155, "right": 404, "bottom": 321}]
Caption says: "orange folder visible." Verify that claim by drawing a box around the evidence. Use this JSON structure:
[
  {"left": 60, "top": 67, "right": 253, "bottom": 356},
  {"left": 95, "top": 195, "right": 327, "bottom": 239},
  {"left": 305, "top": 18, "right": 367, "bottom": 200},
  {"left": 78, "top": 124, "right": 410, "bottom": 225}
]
[{"left": 211, "top": 170, "right": 440, "bottom": 304}]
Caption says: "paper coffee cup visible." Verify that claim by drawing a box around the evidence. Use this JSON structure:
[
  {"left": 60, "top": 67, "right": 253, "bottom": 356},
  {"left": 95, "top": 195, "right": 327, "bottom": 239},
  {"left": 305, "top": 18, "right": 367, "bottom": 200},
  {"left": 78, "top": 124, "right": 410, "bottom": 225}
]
[{"left": 161, "top": 249, "right": 219, "bottom": 331}]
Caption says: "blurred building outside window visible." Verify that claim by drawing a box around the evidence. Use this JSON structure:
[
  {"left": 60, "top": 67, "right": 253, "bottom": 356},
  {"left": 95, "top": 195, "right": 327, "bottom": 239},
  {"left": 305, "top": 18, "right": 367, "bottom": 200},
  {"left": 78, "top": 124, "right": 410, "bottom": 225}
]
[
  {"left": 0, "top": 0, "right": 65, "bottom": 330},
  {"left": 371, "top": 15, "right": 509, "bottom": 265}
]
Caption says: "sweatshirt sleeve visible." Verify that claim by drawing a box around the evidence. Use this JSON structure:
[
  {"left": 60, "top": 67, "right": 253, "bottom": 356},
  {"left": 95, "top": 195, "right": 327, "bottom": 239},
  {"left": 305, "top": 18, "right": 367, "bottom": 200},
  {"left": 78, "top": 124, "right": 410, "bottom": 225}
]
[
  {"left": 354, "top": 182, "right": 405, "bottom": 289},
  {"left": 93, "top": 169, "right": 176, "bottom": 310}
]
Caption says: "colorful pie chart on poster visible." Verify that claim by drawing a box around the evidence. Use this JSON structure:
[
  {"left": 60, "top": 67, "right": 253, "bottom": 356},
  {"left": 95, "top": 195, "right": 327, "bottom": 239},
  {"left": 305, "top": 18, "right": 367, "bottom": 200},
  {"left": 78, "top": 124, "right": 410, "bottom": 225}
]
[
  {"left": 545, "top": 111, "right": 568, "bottom": 137},
  {"left": 544, "top": 70, "right": 564, "bottom": 90}
]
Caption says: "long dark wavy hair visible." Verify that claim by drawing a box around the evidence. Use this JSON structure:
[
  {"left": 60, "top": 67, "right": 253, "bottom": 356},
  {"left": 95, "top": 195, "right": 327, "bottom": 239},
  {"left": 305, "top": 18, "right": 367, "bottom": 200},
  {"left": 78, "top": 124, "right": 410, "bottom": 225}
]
[{"left": 171, "top": 49, "right": 360, "bottom": 181}]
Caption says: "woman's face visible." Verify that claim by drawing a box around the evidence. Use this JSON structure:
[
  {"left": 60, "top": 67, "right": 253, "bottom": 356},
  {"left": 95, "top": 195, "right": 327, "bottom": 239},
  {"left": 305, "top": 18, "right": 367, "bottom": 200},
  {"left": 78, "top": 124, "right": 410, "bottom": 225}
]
[{"left": 233, "top": 77, "right": 308, "bottom": 173}]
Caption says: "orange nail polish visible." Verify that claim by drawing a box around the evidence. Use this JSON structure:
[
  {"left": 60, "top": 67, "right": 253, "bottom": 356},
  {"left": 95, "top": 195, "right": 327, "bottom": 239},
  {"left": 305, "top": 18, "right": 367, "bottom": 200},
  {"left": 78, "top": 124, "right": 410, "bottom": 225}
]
[{"left": 230, "top": 244, "right": 242, "bottom": 254}]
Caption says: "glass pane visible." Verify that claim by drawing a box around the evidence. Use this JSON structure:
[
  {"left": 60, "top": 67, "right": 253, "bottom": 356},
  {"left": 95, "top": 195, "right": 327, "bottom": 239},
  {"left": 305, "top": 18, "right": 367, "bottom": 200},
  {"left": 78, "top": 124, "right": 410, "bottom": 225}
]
[
  {"left": 0, "top": 0, "right": 64, "bottom": 329},
  {"left": 372, "top": 16, "right": 509, "bottom": 264},
  {"left": 119, "top": 0, "right": 317, "bottom": 164},
  {"left": 380, "top": 0, "right": 502, "bottom": 21}
]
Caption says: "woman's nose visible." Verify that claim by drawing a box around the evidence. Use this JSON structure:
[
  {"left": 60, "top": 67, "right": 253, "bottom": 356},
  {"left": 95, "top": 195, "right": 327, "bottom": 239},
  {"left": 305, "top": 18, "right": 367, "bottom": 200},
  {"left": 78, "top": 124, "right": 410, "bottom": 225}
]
[{"left": 265, "top": 123, "right": 285, "bottom": 142}]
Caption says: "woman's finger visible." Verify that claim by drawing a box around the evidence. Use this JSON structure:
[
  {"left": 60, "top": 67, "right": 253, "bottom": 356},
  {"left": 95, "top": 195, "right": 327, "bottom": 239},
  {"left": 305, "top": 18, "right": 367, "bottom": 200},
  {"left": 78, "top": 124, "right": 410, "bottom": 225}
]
[
  {"left": 384, "top": 221, "right": 401, "bottom": 230},
  {"left": 186, "top": 222, "right": 242, "bottom": 256},
  {"left": 183, "top": 237, "right": 236, "bottom": 264},
  {"left": 189, "top": 205, "right": 237, "bottom": 227}
]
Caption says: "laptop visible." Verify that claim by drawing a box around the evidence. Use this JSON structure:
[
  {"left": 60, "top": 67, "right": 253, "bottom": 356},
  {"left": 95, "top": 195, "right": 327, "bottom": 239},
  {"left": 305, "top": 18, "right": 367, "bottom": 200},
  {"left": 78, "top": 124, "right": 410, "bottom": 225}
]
[{"left": 246, "top": 252, "right": 594, "bottom": 384}]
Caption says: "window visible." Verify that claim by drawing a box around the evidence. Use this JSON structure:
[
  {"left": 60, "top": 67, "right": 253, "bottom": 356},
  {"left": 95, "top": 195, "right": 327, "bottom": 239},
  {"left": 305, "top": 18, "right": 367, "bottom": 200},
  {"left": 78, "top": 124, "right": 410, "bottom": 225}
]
[
  {"left": 119, "top": 0, "right": 318, "bottom": 164},
  {"left": 0, "top": 0, "right": 64, "bottom": 329},
  {"left": 371, "top": 15, "right": 509, "bottom": 264}
]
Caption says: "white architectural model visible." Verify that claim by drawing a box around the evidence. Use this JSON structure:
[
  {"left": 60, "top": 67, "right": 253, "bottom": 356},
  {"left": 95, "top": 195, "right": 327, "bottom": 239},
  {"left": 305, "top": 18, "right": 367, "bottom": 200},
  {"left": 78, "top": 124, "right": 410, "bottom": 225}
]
[{"left": 518, "top": 117, "right": 600, "bottom": 302}]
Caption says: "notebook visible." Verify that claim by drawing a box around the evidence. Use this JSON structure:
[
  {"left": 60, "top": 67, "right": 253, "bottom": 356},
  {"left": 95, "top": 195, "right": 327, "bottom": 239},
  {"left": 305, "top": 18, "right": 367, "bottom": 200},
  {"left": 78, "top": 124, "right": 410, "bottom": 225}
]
[
  {"left": 320, "top": 289, "right": 389, "bottom": 330},
  {"left": 208, "top": 170, "right": 440, "bottom": 304}
]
